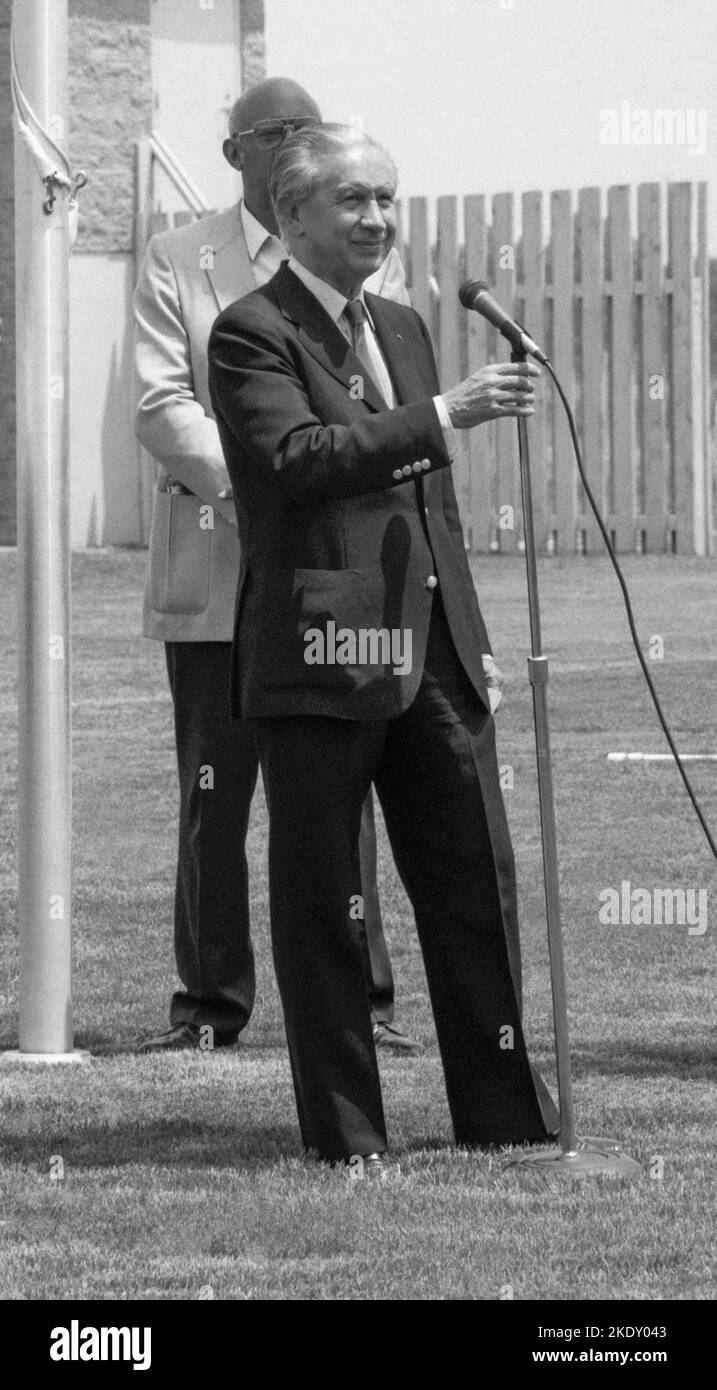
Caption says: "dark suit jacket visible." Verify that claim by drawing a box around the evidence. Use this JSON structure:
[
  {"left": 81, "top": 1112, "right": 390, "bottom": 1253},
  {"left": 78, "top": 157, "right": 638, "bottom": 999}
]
[{"left": 208, "top": 262, "right": 492, "bottom": 721}]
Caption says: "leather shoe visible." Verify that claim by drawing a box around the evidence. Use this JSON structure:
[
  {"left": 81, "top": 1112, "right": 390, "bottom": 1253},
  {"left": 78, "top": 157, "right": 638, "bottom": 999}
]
[
  {"left": 136, "top": 1022, "right": 238, "bottom": 1053},
  {"left": 372, "top": 1020, "right": 424, "bottom": 1055}
]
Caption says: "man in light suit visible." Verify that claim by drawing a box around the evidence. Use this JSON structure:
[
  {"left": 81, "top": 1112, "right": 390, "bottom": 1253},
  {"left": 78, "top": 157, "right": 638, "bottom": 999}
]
[
  {"left": 134, "top": 79, "right": 419, "bottom": 1053},
  {"left": 207, "top": 124, "right": 559, "bottom": 1167}
]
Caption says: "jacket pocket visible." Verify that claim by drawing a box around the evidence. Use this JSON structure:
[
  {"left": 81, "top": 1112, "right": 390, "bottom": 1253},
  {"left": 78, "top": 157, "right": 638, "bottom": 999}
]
[
  {"left": 147, "top": 490, "right": 211, "bottom": 615},
  {"left": 287, "top": 566, "right": 372, "bottom": 633},
  {"left": 243, "top": 566, "right": 392, "bottom": 696}
]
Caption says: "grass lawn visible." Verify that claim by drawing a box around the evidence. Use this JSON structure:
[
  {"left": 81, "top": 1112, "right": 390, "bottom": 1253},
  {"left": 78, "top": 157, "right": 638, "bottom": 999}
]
[{"left": 0, "top": 549, "right": 715, "bottom": 1301}]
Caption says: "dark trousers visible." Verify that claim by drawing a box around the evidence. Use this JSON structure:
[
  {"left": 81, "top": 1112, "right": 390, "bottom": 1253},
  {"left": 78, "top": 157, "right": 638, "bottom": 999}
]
[
  {"left": 164, "top": 641, "right": 394, "bottom": 1033},
  {"left": 250, "top": 597, "right": 559, "bottom": 1161}
]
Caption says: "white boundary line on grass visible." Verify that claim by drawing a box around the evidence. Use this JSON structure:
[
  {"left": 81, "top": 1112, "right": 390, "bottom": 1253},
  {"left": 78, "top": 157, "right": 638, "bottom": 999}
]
[{"left": 607, "top": 752, "right": 717, "bottom": 762}]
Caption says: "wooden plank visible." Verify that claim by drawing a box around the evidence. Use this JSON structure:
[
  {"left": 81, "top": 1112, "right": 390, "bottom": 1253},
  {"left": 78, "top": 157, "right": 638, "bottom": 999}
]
[
  {"left": 464, "top": 194, "right": 491, "bottom": 552},
  {"left": 668, "top": 183, "right": 694, "bottom": 553},
  {"left": 391, "top": 193, "right": 402, "bottom": 258},
  {"left": 697, "top": 182, "right": 712, "bottom": 555},
  {"left": 437, "top": 196, "right": 460, "bottom": 385},
  {"left": 393, "top": 196, "right": 405, "bottom": 267},
  {"left": 638, "top": 183, "right": 667, "bottom": 552},
  {"left": 551, "top": 190, "right": 576, "bottom": 552},
  {"left": 492, "top": 192, "right": 519, "bottom": 552},
  {"left": 690, "top": 271, "right": 706, "bottom": 555},
  {"left": 436, "top": 196, "right": 470, "bottom": 541},
  {"left": 608, "top": 185, "right": 634, "bottom": 551},
  {"left": 577, "top": 188, "right": 604, "bottom": 554},
  {"left": 408, "top": 197, "right": 432, "bottom": 332},
  {"left": 522, "top": 190, "right": 548, "bottom": 552}
]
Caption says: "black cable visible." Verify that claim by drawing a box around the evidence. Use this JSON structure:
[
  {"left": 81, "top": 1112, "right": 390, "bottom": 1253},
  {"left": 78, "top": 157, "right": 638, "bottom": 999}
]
[{"left": 545, "top": 359, "right": 717, "bottom": 862}]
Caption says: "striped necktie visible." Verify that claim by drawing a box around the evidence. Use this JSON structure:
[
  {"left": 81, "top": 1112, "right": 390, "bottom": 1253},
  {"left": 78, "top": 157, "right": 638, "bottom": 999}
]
[{"left": 343, "top": 298, "right": 390, "bottom": 403}]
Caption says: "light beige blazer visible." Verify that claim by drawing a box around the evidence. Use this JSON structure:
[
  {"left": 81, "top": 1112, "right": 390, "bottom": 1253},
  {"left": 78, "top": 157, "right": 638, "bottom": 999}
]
[{"left": 133, "top": 205, "right": 409, "bottom": 641}]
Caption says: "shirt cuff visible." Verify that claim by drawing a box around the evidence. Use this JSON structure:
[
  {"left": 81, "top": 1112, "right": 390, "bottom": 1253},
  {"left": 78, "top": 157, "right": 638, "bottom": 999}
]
[{"left": 433, "top": 395, "right": 458, "bottom": 459}]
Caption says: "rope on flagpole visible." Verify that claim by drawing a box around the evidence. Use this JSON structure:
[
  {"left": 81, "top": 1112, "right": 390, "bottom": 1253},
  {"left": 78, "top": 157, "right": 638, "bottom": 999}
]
[{"left": 10, "top": 23, "right": 86, "bottom": 239}]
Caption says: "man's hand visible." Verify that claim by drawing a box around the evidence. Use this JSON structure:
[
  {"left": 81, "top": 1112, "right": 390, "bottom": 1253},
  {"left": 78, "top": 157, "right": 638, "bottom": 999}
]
[
  {"left": 481, "top": 653, "right": 504, "bottom": 714},
  {"left": 442, "top": 361, "right": 540, "bottom": 430}
]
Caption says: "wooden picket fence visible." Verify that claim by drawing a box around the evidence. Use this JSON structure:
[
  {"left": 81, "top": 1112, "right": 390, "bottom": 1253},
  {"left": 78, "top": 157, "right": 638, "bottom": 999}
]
[
  {"left": 394, "top": 182, "right": 712, "bottom": 556},
  {"left": 137, "top": 168, "right": 712, "bottom": 556}
]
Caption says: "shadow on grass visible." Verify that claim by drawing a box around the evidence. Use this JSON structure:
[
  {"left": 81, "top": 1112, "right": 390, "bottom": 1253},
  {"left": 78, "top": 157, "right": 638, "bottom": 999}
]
[
  {"left": 1, "top": 1122, "right": 549, "bottom": 1177},
  {"left": 1, "top": 1119, "right": 300, "bottom": 1170},
  {"left": 572, "top": 1038, "right": 715, "bottom": 1080},
  {"left": 0, "top": 1028, "right": 286, "bottom": 1056}
]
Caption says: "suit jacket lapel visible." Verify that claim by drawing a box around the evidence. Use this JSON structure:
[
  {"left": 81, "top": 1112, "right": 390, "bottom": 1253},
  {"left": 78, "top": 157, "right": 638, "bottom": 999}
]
[
  {"left": 367, "top": 293, "right": 433, "bottom": 405},
  {"left": 272, "top": 264, "right": 389, "bottom": 415},
  {"left": 205, "top": 206, "right": 257, "bottom": 312}
]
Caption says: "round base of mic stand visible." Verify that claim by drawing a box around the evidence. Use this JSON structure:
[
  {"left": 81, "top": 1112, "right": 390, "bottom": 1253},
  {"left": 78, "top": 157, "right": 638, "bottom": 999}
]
[{"left": 505, "top": 1139, "right": 641, "bottom": 1178}]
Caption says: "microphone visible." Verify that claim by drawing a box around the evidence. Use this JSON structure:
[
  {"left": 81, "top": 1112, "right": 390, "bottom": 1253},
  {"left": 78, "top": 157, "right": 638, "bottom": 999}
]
[{"left": 459, "top": 279, "right": 549, "bottom": 365}]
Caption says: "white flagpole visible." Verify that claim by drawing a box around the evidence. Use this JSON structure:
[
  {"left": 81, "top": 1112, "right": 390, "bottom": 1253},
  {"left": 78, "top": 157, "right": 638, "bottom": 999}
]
[{"left": 8, "top": 0, "right": 85, "bottom": 1062}]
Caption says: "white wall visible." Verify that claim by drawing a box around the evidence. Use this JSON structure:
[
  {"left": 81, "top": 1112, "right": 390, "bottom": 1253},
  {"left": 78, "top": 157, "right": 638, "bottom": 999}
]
[{"left": 150, "top": 0, "right": 242, "bottom": 214}]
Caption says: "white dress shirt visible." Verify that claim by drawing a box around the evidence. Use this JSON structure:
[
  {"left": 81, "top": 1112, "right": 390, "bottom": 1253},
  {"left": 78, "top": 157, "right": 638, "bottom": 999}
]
[{"left": 240, "top": 200, "right": 288, "bottom": 286}]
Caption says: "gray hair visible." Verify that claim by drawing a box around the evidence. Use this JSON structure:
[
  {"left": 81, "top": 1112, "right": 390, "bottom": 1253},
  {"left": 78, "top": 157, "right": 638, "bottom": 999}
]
[{"left": 270, "top": 124, "right": 398, "bottom": 236}]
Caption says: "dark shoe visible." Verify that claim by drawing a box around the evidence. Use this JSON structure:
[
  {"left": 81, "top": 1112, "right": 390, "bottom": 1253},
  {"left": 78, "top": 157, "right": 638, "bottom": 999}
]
[
  {"left": 309, "top": 1150, "right": 388, "bottom": 1177},
  {"left": 372, "top": 1020, "right": 424, "bottom": 1055},
  {"left": 136, "top": 1022, "right": 238, "bottom": 1053},
  {"left": 334, "top": 1152, "right": 387, "bottom": 1178}
]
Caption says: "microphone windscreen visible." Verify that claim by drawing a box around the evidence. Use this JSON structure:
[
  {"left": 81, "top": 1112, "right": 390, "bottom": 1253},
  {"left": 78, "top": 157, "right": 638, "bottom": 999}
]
[{"left": 458, "top": 279, "right": 489, "bottom": 309}]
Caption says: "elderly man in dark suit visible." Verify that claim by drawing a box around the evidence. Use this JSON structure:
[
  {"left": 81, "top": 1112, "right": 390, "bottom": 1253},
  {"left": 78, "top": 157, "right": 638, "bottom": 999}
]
[{"left": 208, "top": 124, "right": 559, "bottom": 1169}]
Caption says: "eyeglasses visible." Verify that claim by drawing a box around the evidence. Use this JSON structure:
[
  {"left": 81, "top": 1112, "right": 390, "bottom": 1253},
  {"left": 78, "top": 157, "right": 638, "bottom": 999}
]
[{"left": 230, "top": 116, "right": 321, "bottom": 149}]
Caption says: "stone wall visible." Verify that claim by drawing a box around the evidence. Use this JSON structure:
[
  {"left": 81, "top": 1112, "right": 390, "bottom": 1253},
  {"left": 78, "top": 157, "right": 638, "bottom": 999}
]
[{"left": 68, "top": 0, "right": 152, "bottom": 254}]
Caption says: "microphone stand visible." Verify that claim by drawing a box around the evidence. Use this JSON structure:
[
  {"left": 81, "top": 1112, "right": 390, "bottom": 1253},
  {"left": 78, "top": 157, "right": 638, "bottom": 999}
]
[{"left": 505, "top": 344, "right": 640, "bottom": 1177}]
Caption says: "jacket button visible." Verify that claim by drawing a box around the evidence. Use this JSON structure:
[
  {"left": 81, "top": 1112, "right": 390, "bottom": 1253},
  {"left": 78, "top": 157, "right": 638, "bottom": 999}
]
[
  {"left": 421, "top": 459, "right": 431, "bottom": 471},
  {"left": 412, "top": 461, "right": 422, "bottom": 474},
  {"left": 425, "top": 575, "right": 438, "bottom": 590},
  {"left": 392, "top": 469, "right": 403, "bottom": 481},
  {"left": 401, "top": 464, "right": 413, "bottom": 477}
]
